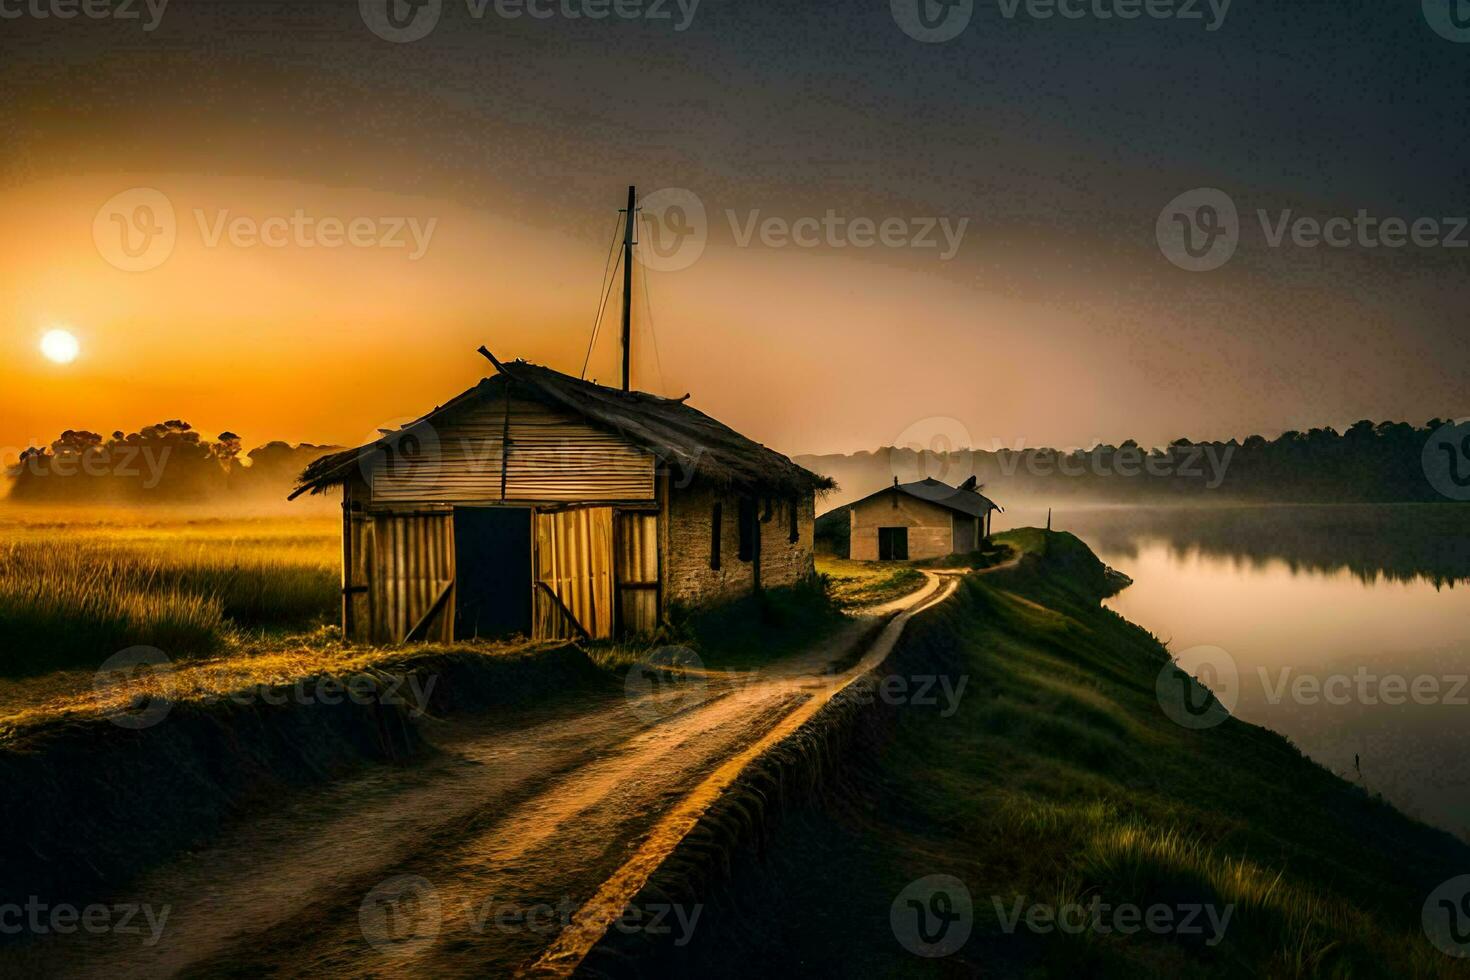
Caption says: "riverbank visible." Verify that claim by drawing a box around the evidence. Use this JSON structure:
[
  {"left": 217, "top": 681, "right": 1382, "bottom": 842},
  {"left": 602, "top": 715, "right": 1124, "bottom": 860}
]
[{"left": 634, "top": 529, "right": 1470, "bottom": 977}]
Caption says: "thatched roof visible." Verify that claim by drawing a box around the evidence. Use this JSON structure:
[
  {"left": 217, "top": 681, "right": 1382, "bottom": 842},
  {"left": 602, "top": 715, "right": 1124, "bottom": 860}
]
[{"left": 291, "top": 355, "right": 834, "bottom": 500}]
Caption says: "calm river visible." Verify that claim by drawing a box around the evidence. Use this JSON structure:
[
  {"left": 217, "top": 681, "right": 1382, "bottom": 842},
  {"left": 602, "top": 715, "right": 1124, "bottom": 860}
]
[{"left": 999, "top": 504, "right": 1470, "bottom": 842}]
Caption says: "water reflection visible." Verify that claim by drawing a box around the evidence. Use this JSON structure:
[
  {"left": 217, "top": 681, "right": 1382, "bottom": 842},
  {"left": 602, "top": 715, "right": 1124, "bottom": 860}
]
[
  {"left": 1005, "top": 503, "right": 1470, "bottom": 589},
  {"left": 999, "top": 504, "right": 1470, "bottom": 842}
]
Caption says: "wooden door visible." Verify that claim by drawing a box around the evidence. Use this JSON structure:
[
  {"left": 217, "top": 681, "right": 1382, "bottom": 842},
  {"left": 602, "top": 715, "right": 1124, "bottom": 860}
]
[
  {"left": 533, "top": 507, "right": 615, "bottom": 640},
  {"left": 878, "top": 527, "right": 909, "bottom": 561},
  {"left": 615, "top": 511, "right": 659, "bottom": 636}
]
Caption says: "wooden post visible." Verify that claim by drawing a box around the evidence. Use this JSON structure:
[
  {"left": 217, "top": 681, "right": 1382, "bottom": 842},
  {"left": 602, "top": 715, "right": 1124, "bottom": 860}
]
[
  {"left": 621, "top": 185, "right": 637, "bottom": 392},
  {"left": 499, "top": 380, "right": 513, "bottom": 501},
  {"left": 341, "top": 493, "right": 354, "bottom": 638}
]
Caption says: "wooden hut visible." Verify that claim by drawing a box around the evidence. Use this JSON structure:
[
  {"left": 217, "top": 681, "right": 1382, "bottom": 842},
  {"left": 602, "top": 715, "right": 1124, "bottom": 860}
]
[
  {"left": 847, "top": 477, "right": 1001, "bottom": 561},
  {"left": 291, "top": 354, "right": 833, "bottom": 645}
]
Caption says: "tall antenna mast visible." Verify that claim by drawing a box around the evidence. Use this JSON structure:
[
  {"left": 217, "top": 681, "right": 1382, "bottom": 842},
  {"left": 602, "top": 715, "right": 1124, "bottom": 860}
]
[{"left": 620, "top": 185, "right": 637, "bottom": 392}]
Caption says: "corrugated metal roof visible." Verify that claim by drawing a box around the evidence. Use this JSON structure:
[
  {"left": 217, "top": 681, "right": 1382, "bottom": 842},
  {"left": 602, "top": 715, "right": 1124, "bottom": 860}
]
[
  {"left": 849, "top": 478, "right": 1002, "bottom": 518},
  {"left": 292, "top": 356, "right": 834, "bottom": 500}
]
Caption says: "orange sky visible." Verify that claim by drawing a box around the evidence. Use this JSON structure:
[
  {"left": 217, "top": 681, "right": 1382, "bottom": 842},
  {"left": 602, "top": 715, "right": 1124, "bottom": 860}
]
[
  {"left": 0, "top": 171, "right": 1458, "bottom": 469},
  {"left": 0, "top": 173, "right": 1078, "bottom": 464},
  {"left": 2, "top": 3, "right": 1465, "bottom": 473}
]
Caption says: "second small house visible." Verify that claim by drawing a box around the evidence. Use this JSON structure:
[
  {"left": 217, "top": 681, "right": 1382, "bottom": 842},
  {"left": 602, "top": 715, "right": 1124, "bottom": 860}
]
[
  {"left": 291, "top": 355, "right": 833, "bottom": 645},
  {"left": 848, "top": 477, "right": 1002, "bottom": 561}
]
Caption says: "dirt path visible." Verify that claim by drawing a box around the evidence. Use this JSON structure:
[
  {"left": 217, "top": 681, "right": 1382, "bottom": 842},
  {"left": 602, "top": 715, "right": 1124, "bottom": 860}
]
[{"left": 8, "top": 572, "right": 962, "bottom": 980}]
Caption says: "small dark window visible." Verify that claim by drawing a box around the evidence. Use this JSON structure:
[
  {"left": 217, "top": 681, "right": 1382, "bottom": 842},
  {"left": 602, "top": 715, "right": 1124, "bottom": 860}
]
[
  {"left": 738, "top": 498, "right": 758, "bottom": 562},
  {"left": 788, "top": 499, "right": 800, "bottom": 544},
  {"left": 711, "top": 503, "right": 722, "bottom": 570}
]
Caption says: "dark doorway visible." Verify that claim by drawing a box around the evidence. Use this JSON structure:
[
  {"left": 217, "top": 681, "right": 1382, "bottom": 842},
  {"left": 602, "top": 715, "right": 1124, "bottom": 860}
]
[
  {"left": 878, "top": 526, "right": 909, "bottom": 561},
  {"left": 454, "top": 507, "right": 532, "bottom": 639}
]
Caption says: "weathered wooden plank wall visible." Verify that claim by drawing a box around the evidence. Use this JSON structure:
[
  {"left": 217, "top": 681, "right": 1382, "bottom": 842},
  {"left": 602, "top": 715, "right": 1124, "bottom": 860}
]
[
  {"left": 533, "top": 507, "right": 615, "bottom": 640},
  {"left": 369, "top": 397, "right": 655, "bottom": 505},
  {"left": 347, "top": 509, "right": 456, "bottom": 644}
]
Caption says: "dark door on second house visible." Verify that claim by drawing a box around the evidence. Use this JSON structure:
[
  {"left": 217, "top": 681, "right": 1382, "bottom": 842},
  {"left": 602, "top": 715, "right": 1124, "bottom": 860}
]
[
  {"left": 878, "top": 526, "right": 909, "bottom": 561},
  {"left": 454, "top": 507, "right": 532, "bottom": 639}
]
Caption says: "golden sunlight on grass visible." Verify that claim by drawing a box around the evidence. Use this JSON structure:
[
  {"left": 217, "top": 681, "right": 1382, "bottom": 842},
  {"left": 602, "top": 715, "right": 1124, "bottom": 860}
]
[
  {"left": 0, "top": 511, "right": 341, "bottom": 677},
  {"left": 0, "top": 635, "right": 548, "bottom": 738},
  {"left": 815, "top": 555, "right": 927, "bottom": 609}
]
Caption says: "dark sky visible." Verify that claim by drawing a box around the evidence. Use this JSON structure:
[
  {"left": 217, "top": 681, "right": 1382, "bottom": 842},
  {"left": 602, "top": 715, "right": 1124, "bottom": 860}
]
[{"left": 2, "top": 0, "right": 1466, "bottom": 455}]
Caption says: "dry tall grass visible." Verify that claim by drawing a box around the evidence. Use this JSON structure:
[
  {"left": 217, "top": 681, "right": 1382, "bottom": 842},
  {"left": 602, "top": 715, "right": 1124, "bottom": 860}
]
[{"left": 0, "top": 511, "right": 339, "bottom": 676}]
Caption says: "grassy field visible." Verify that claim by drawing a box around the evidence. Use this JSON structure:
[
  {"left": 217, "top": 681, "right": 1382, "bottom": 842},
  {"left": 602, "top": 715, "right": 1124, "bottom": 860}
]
[
  {"left": 678, "top": 529, "right": 1470, "bottom": 977},
  {"left": 0, "top": 509, "right": 339, "bottom": 678},
  {"left": 0, "top": 509, "right": 864, "bottom": 726},
  {"left": 816, "top": 556, "right": 928, "bottom": 609}
]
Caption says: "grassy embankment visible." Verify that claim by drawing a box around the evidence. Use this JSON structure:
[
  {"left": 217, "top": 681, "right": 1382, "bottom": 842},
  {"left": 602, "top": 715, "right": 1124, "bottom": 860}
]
[{"left": 672, "top": 528, "right": 1470, "bottom": 978}]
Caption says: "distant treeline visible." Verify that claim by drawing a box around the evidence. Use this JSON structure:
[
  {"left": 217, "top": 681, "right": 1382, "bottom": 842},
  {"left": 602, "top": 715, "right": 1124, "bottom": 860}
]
[
  {"left": 4, "top": 421, "right": 338, "bottom": 505},
  {"left": 800, "top": 419, "right": 1469, "bottom": 509}
]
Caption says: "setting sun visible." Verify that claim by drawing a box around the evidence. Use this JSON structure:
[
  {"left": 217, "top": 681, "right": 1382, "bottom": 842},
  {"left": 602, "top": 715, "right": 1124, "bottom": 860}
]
[{"left": 40, "top": 329, "right": 79, "bottom": 365}]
